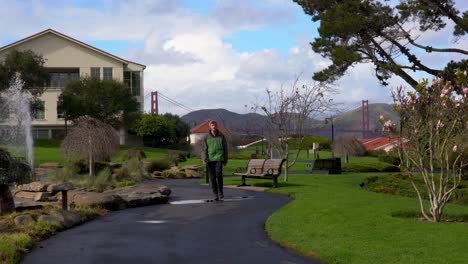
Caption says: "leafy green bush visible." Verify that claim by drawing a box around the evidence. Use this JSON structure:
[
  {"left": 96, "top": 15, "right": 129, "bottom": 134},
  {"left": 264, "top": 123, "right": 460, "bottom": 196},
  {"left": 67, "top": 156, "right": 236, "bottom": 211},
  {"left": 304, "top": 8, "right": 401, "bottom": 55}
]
[
  {"left": 93, "top": 168, "right": 114, "bottom": 192},
  {"left": 146, "top": 159, "right": 171, "bottom": 173},
  {"left": 161, "top": 170, "right": 173, "bottom": 178},
  {"left": 366, "top": 149, "right": 386, "bottom": 157},
  {"left": 343, "top": 162, "right": 399, "bottom": 173},
  {"left": 360, "top": 174, "right": 468, "bottom": 205},
  {"left": 47, "top": 162, "right": 78, "bottom": 183},
  {"left": 378, "top": 154, "right": 401, "bottom": 166}
]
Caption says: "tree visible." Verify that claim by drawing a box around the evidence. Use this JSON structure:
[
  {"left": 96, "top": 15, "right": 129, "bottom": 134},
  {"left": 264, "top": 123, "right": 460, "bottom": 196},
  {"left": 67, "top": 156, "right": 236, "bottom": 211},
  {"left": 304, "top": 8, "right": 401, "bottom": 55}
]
[
  {"left": 382, "top": 71, "right": 467, "bottom": 222},
  {"left": 258, "top": 79, "right": 335, "bottom": 181},
  {"left": 293, "top": 0, "right": 467, "bottom": 89},
  {"left": 130, "top": 114, "right": 176, "bottom": 147},
  {"left": 58, "top": 77, "right": 140, "bottom": 128},
  {"left": 0, "top": 49, "right": 49, "bottom": 96},
  {"left": 0, "top": 148, "right": 31, "bottom": 215},
  {"left": 162, "top": 113, "right": 190, "bottom": 144},
  {"left": 61, "top": 116, "right": 120, "bottom": 177}
]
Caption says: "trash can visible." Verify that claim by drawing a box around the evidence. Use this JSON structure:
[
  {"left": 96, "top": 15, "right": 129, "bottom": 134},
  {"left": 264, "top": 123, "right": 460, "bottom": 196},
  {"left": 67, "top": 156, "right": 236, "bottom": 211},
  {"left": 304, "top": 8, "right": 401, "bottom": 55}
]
[{"left": 329, "top": 157, "right": 342, "bottom": 174}]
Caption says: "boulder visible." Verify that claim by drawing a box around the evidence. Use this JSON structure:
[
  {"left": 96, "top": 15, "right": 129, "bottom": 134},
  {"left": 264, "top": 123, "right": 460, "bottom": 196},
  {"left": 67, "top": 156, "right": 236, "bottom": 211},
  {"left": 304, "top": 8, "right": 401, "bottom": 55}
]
[
  {"left": 49, "top": 209, "right": 82, "bottom": 228},
  {"left": 14, "top": 215, "right": 35, "bottom": 226},
  {"left": 16, "top": 181, "right": 49, "bottom": 192},
  {"left": 123, "top": 148, "right": 146, "bottom": 161},
  {"left": 34, "top": 168, "right": 49, "bottom": 178},
  {"left": 34, "top": 192, "right": 52, "bottom": 202},
  {"left": 71, "top": 192, "right": 125, "bottom": 210},
  {"left": 37, "top": 215, "right": 63, "bottom": 227},
  {"left": 15, "top": 191, "right": 37, "bottom": 200},
  {"left": 123, "top": 191, "right": 168, "bottom": 208},
  {"left": 47, "top": 182, "right": 74, "bottom": 194},
  {"left": 184, "top": 168, "right": 202, "bottom": 178},
  {"left": 157, "top": 185, "right": 171, "bottom": 196}
]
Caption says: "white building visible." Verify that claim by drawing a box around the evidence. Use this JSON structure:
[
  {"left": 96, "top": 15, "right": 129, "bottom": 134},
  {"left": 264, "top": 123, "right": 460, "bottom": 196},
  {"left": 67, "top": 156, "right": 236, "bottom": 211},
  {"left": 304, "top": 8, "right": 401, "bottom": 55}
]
[{"left": 0, "top": 29, "right": 145, "bottom": 143}]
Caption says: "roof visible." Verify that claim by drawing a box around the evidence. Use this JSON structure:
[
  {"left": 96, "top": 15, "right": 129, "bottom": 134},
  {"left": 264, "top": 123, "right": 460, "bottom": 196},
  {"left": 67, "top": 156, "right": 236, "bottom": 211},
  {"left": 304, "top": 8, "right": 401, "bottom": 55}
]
[
  {"left": 190, "top": 120, "right": 228, "bottom": 133},
  {"left": 0, "top": 29, "right": 146, "bottom": 69},
  {"left": 362, "top": 136, "right": 399, "bottom": 150}
]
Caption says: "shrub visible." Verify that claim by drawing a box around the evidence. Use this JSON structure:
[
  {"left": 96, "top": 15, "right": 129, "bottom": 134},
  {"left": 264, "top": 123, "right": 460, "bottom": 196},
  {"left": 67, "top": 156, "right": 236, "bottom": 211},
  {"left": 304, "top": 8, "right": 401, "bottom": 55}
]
[
  {"left": 93, "top": 168, "right": 114, "bottom": 192},
  {"left": 161, "top": 170, "right": 173, "bottom": 178},
  {"left": 343, "top": 162, "right": 400, "bottom": 173},
  {"left": 146, "top": 159, "right": 171, "bottom": 173},
  {"left": 25, "top": 219, "right": 62, "bottom": 239},
  {"left": 378, "top": 154, "right": 401, "bottom": 166},
  {"left": 47, "top": 162, "right": 78, "bottom": 183},
  {"left": 366, "top": 149, "right": 387, "bottom": 157}
]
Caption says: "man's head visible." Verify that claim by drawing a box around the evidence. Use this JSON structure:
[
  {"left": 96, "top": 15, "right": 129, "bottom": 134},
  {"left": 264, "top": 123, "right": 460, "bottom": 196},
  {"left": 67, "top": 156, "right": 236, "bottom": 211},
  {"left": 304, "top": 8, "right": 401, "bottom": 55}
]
[{"left": 209, "top": 120, "right": 218, "bottom": 132}]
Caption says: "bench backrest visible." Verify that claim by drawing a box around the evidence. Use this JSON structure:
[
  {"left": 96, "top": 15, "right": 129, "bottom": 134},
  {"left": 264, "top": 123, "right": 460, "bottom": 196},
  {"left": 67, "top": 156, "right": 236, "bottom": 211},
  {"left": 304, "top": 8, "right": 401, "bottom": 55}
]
[
  {"left": 247, "top": 159, "right": 267, "bottom": 173},
  {"left": 263, "top": 159, "right": 284, "bottom": 176}
]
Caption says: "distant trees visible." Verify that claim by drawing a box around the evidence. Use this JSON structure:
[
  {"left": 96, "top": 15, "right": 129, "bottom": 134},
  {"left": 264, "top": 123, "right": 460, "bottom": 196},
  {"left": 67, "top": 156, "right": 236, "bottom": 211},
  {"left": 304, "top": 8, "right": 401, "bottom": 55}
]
[
  {"left": 293, "top": 0, "right": 467, "bottom": 89},
  {"left": 162, "top": 113, "right": 191, "bottom": 145},
  {"left": 130, "top": 114, "right": 176, "bottom": 147},
  {"left": 58, "top": 77, "right": 140, "bottom": 128},
  {"left": 61, "top": 116, "right": 120, "bottom": 177}
]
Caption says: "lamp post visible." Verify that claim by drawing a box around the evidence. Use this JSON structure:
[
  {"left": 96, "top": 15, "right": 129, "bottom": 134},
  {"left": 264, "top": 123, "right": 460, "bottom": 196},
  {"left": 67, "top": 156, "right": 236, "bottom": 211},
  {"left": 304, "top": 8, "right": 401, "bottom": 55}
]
[{"left": 325, "top": 117, "right": 335, "bottom": 157}]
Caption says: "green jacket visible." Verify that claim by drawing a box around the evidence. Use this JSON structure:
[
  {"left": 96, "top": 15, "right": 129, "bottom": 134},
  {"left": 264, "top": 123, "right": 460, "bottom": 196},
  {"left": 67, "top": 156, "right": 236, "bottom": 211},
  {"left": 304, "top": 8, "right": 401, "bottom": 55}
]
[{"left": 201, "top": 130, "right": 228, "bottom": 163}]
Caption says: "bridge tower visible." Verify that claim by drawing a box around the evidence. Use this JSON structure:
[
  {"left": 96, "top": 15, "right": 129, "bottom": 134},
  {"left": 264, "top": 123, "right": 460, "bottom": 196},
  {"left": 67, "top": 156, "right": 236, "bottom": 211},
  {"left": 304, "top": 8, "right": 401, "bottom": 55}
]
[
  {"left": 362, "top": 100, "right": 370, "bottom": 138},
  {"left": 151, "top": 91, "right": 158, "bottom": 114}
]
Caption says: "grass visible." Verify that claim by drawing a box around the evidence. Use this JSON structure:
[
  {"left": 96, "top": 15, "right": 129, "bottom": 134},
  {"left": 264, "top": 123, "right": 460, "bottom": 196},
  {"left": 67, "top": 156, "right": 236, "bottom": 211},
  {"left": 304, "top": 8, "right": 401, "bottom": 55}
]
[
  {"left": 0, "top": 206, "right": 106, "bottom": 264},
  {"left": 33, "top": 139, "right": 169, "bottom": 166},
  {"left": 223, "top": 174, "right": 468, "bottom": 264}
]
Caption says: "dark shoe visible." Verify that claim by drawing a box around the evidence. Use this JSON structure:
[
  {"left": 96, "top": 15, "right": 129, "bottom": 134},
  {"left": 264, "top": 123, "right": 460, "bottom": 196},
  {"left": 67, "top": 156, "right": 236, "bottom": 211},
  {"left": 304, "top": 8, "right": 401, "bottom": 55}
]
[
  {"left": 219, "top": 193, "right": 224, "bottom": 199},
  {"left": 214, "top": 197, "right": 219, "bottom": 201}
]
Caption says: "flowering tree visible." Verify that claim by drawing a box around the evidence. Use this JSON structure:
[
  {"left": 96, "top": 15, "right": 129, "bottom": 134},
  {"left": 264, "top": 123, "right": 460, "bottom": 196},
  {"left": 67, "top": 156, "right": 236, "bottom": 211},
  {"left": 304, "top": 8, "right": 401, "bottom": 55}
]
[{"left": 383, "top": 71, "right": 468, "bottom": 222}]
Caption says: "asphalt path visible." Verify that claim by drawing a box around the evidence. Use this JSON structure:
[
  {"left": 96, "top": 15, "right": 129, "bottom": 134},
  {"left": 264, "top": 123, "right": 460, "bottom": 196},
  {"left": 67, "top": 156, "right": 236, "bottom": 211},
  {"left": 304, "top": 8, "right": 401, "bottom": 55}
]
[{"left": 22, "top": 179, "right": 319, "bottom": 264}]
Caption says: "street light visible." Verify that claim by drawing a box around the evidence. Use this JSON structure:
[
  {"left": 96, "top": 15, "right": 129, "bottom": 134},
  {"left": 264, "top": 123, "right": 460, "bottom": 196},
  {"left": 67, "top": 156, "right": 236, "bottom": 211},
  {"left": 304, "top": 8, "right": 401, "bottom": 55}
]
[{"left": 325, "top": 116, "right": 335, "bottom": 158}]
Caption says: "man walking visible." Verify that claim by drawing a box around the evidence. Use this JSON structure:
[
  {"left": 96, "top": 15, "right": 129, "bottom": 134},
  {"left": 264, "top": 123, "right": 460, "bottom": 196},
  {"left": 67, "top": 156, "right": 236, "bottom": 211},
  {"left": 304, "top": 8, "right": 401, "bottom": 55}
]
[{"left": 201, "top": 120, "right": 228, "bottom": 201}]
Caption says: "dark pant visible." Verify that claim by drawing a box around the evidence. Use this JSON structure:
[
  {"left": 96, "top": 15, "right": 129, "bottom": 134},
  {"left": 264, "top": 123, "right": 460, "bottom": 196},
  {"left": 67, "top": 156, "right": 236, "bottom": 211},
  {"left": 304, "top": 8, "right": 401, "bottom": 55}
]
[{"left": 207, "top": 161, "right": 223, "bottom": 197}]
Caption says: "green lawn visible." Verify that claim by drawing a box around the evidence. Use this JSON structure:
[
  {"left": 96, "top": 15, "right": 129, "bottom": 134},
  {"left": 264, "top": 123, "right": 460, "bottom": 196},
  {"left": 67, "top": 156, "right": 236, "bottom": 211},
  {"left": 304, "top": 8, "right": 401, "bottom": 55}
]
[
  {"left": 33, "top": 139, "right": 169, "bottom": 166},
  {"left": 223, "top": 174, "right": 468, "bottom": 264}
]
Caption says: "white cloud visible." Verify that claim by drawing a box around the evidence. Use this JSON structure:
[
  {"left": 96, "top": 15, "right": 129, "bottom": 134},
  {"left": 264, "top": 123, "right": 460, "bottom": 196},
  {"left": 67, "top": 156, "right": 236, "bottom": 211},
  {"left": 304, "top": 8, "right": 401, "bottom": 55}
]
[{"left": 1, "top": 0, "right": 462, "bottom": 118}]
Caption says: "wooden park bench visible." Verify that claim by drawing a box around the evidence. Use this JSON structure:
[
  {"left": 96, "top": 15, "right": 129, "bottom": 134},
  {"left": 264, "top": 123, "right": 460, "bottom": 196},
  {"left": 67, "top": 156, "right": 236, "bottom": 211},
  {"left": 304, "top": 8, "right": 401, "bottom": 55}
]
[
  {"left": 307, "top": 158, "right": 342, "bottom": 174},
  {"left": 233, "top": 159, "right": 285, "bottom": 188}
]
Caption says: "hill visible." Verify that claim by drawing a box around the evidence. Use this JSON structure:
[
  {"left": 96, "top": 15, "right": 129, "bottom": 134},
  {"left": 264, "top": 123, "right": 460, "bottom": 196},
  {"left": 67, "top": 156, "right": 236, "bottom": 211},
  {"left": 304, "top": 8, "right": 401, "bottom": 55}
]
[
  {"left": 181, "top": 109, "right": 267, "bottom": 133},
  {"left": 182, "top": 103, "right": 399, "bottom": 139}
]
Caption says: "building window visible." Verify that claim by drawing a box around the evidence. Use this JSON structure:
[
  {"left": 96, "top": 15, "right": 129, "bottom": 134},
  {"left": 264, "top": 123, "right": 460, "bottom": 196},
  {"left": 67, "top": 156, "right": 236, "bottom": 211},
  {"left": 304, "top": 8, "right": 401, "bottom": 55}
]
[
  {"left": 103, "top": 67, "right": 113, "bottom": 80},
  {"left": 34, "top": 101, "right": 45, "bottom": 120},
  {"left": 57, "top": 101, "right": 65, "bottom": 119},
  {"left": 32, "top": 129, "right": 49, "bottom": 139},
  {"left": 47, "top": 71, "right": 79, "bottom": 88},
  {"left": 90, "top": 67, "right": 100, "bottom": 79},
  {"left": 124, "top": 71, "right": 141, "bottom": 96}
]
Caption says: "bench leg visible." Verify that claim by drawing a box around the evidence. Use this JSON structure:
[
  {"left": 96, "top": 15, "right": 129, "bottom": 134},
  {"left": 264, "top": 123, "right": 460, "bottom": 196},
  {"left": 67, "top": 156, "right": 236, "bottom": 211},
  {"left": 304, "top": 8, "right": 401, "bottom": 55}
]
[
  {"left": 273, "top": 177, "right": 278, "bottom": 188},
  {"left": 238, "top": 176, "right": 249, "bottom": 187}
]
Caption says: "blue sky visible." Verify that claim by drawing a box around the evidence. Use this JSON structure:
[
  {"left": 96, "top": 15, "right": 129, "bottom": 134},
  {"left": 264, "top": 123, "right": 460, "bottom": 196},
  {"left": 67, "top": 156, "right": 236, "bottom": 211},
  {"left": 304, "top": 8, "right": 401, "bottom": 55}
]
[{"left": 0, "top": 0, "right": 465, "bottom": 115}]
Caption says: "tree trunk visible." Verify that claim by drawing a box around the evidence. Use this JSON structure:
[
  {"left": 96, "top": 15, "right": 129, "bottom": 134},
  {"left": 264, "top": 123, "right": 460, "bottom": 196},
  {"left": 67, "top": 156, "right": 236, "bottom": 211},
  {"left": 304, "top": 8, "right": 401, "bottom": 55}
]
[
  {"left": 0, "top": 184, "right": 15, "bottom": 215},
  {"left": 284, "top": 144, "right": 289, "bottom": 182}
]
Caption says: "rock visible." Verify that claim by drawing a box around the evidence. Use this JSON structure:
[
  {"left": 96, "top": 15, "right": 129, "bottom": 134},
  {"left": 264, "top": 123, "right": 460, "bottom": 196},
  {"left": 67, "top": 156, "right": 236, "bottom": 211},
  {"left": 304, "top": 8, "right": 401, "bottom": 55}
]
[
  {"left": 123, "top": 192, "right": 168, "bottom": 208},
  {"left": 38, "top": 162, "right": 63, "bottom": 169},
  {"left": 123, "top": 148, "right": 146, "bottom": 161},
  {"left": 157, "top": 185, "right": 171, "bottom": 196},
  {"left": 34, "top": 192, "right": 51, "bottom": 201},
  {"left": 15, "top": 191, "right": 37, "bottom": 200},
  {"left": 37, "top": 215, "right": 63, "bottom": 227},
  {"left": 152, "top": 171, "right": 162, "bottom": 176},
  {"left": 14, "top": 215, "right": 35, "bottom": 226},
  {"left": 49, "top": 209, "right": 82, "bottom": 228},
  {"left": 71, "top": 192, "right": 125, "bottom": 210},
  {"left": 47, "top": 182, "right": 74, "bottom": 194},
  {"left": 184, "top": 168, "right": 202, "bottom": 178},
  {"left": 16, "top": 181, "right": 49, "bottom": 192},
  {"left": 34, "top": 168, "right": 49, "bottom": 178}
]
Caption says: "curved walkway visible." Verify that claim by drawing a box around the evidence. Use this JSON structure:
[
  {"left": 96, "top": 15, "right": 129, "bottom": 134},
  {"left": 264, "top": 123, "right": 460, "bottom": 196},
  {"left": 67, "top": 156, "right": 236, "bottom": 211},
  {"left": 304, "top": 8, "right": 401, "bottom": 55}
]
[{"left": 22, "top": 179, "right": 319, "bottom": 264}]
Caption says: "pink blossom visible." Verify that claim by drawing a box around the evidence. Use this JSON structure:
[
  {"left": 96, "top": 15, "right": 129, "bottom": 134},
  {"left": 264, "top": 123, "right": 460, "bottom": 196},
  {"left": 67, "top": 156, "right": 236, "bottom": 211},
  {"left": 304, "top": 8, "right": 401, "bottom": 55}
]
[
  {"left": 463, "top": 87, "right": 468, "bottom": 95},
  {"left": 378, "top": 114, "right": 384, "bottom": 121},
  {"left": 441, "top": 101, "right": 446, "bottom": 107},
  {"left": 383, "top": 120, "right": 394, "bottom": 132},
  {"left": 436, "top": 120, "right": 444, "bottom": 130},
  {"left": 453, "top": 145, "right": 458, "bottom": 152}
]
